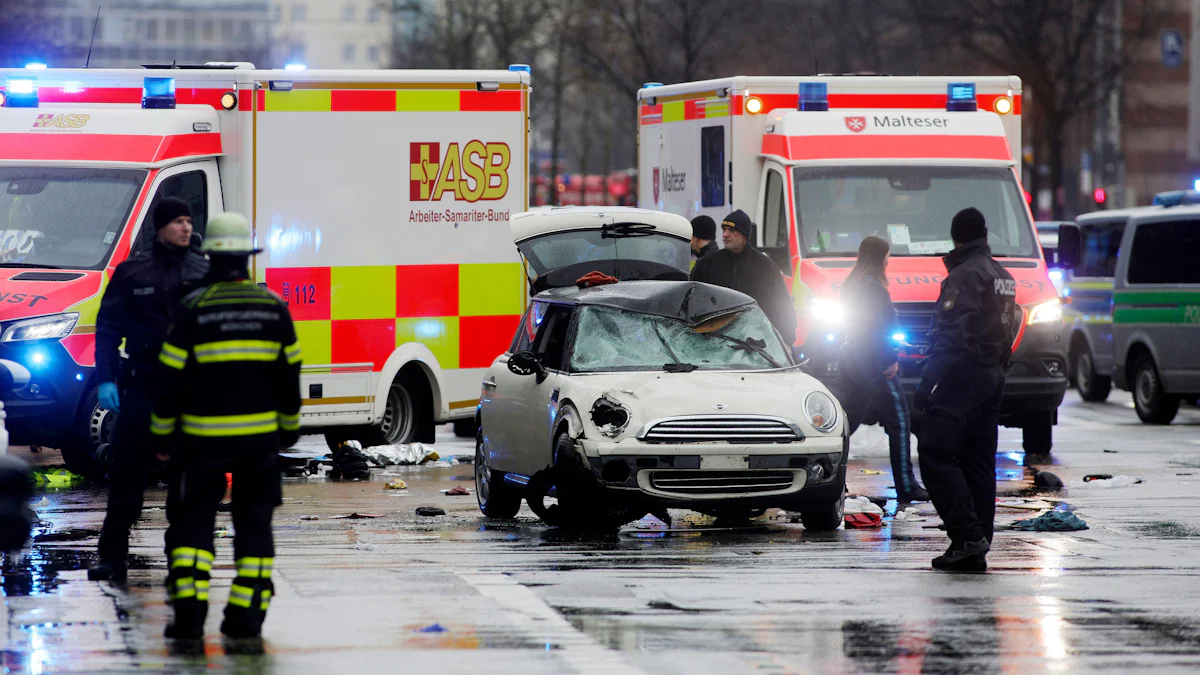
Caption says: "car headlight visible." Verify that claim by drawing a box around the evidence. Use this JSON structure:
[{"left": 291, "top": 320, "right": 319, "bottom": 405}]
[
  {"left": 1026, "top": 299, "right": 1062, "bottom": 325},
  {"left": 804, "top": 391, "right": 838, "bottom": 432},
  {"left": 2, "top": 313, "right": 79, "bottom": 342},
  {"left": 591, "top": 395, "right": 630, "bottom": 438},
  {"left": 810, "top": 297, "right": 844, "bottom": 324}
]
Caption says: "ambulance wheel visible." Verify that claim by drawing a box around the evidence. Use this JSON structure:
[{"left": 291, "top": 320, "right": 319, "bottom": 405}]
[
  {"left": 1133, "top": 355, "right": 1180, "bottom": 425},
  {"left": 62, "top": 386, "right": 112, "bottom": 478},
  {"left": 453, "top": 418, "right": 478, "bottom": 438}
]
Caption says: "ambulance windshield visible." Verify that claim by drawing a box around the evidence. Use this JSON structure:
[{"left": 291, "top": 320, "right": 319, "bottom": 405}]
[{"left": 792, "top": 166, "right": 1037, "bottom": 258}]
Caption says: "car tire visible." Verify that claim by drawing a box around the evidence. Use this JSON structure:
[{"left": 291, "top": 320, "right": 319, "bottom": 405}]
[
  {"left": 800, "top": 492, "right": 845, "bottom": 532},
  {"left": 1133, "top": 355, "right": 1180, "bottom": 425},
  {"left": 475, "top": 431, "right": 521, "bottom": 518},
  {"left": 1021, "top": 411, "right": 1054, "bottom": 454},
  {"left": 453, "top": 418, "right": 477, "bottom": 438},
  {"left": 61, "top": 385, "right": 113, "bottom": 478},
  {"left": 1074, "top": 347, "right": 1111, "bottom": 402}
]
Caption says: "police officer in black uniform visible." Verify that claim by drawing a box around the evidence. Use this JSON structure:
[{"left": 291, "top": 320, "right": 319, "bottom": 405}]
[
  {"left": 89, "top": 197, "right": 208, "bottom": 581},
  {"left": 915, "top": 208, "right": 1019, "bottom": 572},
  {"left": 151, "top": 212, "right": 301, "bottom": 639}
]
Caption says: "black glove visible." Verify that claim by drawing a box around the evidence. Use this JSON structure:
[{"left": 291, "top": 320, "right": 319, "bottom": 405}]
[
  {"left": 914, "top": 379, "right": 935, "bottom": 411},
  {"left": 330, "top": 441, "right": 372, "bottom": 481}
]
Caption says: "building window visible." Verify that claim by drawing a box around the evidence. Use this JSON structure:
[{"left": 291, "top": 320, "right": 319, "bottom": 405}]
[
  {"left": 71, "top": 16, "right": 87, "bottom": 40},
  {"left": 165, "top": 19, "right": 177, "bottom": 41},
  {"left": 202, "top": 20, "right": 214, "bottom": 42},
  {"left": 368, "top": 45, "right": 380, "bottom": 62},
  {"left": 272, "top": 4, "right": 282, "bottom": 21},
  {"left": 292, "top": 3, "right": 307, "bottom": 22},
  {"left": 343, "top": 4, "right": 356, "bottom": 22},
  {"left": 146, "top": 18, "right": 158, "bottom": 41},
  {"left": 368, "top": 7, "right": 381, "bottom": 23},
  {"left": 343, "top": 43, "right": 356, "bottom": 62},
  {"left": 221, "top": 18, "right": 234, "bottom": 40},
  {"left": 183, "top": 18, "right": 196, "bottom": 43}
]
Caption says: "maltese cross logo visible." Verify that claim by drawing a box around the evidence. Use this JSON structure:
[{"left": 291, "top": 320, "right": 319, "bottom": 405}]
[{"left": 844, "top": 116, "right": 867, "bottom": 133}]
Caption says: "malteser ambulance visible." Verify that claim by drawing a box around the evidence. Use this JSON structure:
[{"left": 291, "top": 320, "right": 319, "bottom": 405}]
[
  {"left": 0, "top": 63, "right": 530, "bottom": 473},
  {"left": 638, "top": 76, "right": 1067, "bottom": 452}
]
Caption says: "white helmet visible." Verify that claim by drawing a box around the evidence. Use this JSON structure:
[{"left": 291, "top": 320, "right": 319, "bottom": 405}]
[{"left": 201, "top": 212, "right": 261, "bottom": 255}]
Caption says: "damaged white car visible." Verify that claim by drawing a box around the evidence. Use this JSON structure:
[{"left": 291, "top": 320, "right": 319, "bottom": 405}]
[{"left": 474, "top": 207, "right": 848, "bottom": 530}]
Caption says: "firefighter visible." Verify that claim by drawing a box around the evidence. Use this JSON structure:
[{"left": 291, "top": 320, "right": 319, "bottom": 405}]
[
  {"left": 150, "top": 212, "right": 301, "bottom": 639},
  {"left": 915, "top": 208, "right": 1019, "bottom": 572},
  {"left": 691, "top": 209, "right": 797, "bottom": 346},
  {"left": 88, "top": 197, "right": 208, "bottom": 582},
  {"left": 838, "top": 235, "right": 927, "bottom": 503},
  {"left": 690, "top": 215, "right": 718, "bottom": 265}
]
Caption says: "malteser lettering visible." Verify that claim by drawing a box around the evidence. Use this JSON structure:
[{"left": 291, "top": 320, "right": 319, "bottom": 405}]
[{"left": 873, "top": 116, "right": 950, "bottom": 128}]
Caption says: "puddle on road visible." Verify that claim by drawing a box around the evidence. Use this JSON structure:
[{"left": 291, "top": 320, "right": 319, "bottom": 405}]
[
  {"left": 1136, "top": 521, "right": 1200, "bottom": 539},
  {"left": 1, "top": 547, "right": 153, "bottom": 597}
]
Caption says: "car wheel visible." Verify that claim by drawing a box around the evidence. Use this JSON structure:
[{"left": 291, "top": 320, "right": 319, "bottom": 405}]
[
  {"left": 1074, "top": 348, "right": 1111, "bottom": 402},
  {"left": 61, "top": 385, "right": 112, "bottom": 478},
  {"left": 475, "top": 432, "right": 521, "bottom": 518},
  {"left": 453, "top": 418, "right": 477, "bottom": 438},
  {"left": 1133, "top": 355, "right": 1180, "bottom": 425},
  {"left": 800, "top": 492, "right": 845, "bottom": 532}
]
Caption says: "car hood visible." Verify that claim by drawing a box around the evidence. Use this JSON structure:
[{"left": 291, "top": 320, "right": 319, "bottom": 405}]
[{"left": 560, "top": 369, "right": 842, "bottom": 438}]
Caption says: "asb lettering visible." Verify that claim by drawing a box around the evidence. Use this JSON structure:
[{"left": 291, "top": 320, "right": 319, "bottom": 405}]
[
  {"left": 32, "top": 113, "right": 90, "bottom": 129},
  {"left": 409, "top": 141, "right": 511, "bottom": 202}
]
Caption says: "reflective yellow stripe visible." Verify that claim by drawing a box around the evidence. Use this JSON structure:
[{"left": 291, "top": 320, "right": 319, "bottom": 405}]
[
  {"left": 150, "top": 413, "right": 177, "bottom": 436},
  {"left": 159, "top": 342, "right": 188, "bottom": 370},
  {"left": 260, "top": 589, "right": 271, "bottom": 611},
  {"left": 284, "top": 341, "right": 302, "bottom": 365},
  {"left": 228, "top": 584, "right": 255, "bottom": 608},
  {"left": 196, "top": 579, "right": 210, "bottom": 602},
  {"left": 180, "top": 412, "right": 279, "bottom": 437},
  {"left": 172, "top": 576, "right": 196, "bottom": 599},
  {"left": 170, "top": 547, "right": 198, "bottom": 568},
  {"left": 236, "top": 557, "right": 273, "bottom": 579},
  {"left": 193, "top": 340, "right": 282, "bottom": 364},
  {"left": 195, "top": 549, "right": 214, "bottom": 573},
  {"left": 279, "top": 412, "right": 300, "bottom": 432}
]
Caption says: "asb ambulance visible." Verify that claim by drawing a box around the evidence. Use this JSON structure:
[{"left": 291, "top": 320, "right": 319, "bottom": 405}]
[
  {"left": 0, "top": 63, "right": 530, "bottom": 473},
  {"left": 638, "top": 76, "right": 1067, "bottom": 452}
]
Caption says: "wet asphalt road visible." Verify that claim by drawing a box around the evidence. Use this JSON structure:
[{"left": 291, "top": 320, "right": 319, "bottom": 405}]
[{"left": 4, "top": 391, "right": 1200, "bottom": 674}]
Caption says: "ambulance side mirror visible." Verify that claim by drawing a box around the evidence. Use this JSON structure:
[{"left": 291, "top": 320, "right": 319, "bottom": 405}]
[{"left": 1056, "top": 224, "right": 1081, "bottom": 270}]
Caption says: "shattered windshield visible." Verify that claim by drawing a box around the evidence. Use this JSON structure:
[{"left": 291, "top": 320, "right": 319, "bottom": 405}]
[
  {"left": 0, "top": 168, "right": 146, "bottom": 270},
  {"left": 570, "top": 305, "right": 791, "bottom": 372},
  {"left": 793, "top": 166, "right": 1037, "bottom": 258}
]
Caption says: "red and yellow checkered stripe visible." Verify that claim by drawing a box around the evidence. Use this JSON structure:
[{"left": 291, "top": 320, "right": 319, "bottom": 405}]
[
  {"left": 265, "top": 263, "right": 523, "bottom": 371},
  {"left": 252, "top": 86, "right": 524, "bottom": 113}
]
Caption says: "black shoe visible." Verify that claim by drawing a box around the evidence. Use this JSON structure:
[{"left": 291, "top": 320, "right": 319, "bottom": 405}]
[
  {"left": 932, "top": 538, "right": 990, "bottom": 572},
  {"left": 220, "top": 617, "right": 262, "bottom": 640},
  {"left": 164, "top": 621, "right": 204, "bottom": 640},
  {"left": 898, "top": 486, "right": 930, "bottom": 503},
  {"left": 87, "top": 562, "right": 127, "bottom": 582}
]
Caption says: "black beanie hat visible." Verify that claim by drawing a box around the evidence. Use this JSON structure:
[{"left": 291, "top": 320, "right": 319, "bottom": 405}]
[
  {"left": 154, "top": 197, "right": 192, "bottom": 230},
  {"left": 721, "top": 209, "right": 754, "bottom": 241},
  {"left": 691, "top": 215, "right": 716, "bottom": 240},
  {"left": 950, "top": 207, "right": 987, "bottom": 243}
]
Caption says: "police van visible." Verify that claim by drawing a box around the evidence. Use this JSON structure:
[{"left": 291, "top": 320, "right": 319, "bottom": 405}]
[
  {"left": 638, "top": 75, "right": 1067, "bottom": 452},
  {"left": 1060, "top": 205, "right": 1200, "bottom": 423},
  {"left": 0, "top": 63, "right": 531, "bottom": 473}
]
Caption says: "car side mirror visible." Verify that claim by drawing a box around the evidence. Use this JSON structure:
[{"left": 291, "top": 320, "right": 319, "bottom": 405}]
[
  {"left": 507, "top": 350, "right": 547, "bottom": 381},
  {"left": 1056, "top": 224, "right": 1081, "bottom": 269}
]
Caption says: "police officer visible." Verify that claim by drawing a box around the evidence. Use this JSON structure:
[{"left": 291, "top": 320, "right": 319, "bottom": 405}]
[
  {"left": 692, "top": 210, "right": 797, "bottom": 346},
  {"left": 915, "top": 208, "right": 1019, "bottom": 572},
  {"left": 89, "top": 197, "right": 208, "bottom": 581},
  {"left": 149, "top": 212, "right": 301, "bottom": 639},
  {"left": 690, "top": 215, "right": 718, "bottom": 266}
]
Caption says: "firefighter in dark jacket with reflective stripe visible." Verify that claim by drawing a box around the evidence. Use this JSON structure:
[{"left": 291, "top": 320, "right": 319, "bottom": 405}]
[
  {"left": 150, "top": 212, "right": 301, "bottom": 640},
  {"left": 915, "top": 208, "right": 1019, "bottom": 573},
  {"left": 89, "top": 197, "right": 208, "bottom": 582}
]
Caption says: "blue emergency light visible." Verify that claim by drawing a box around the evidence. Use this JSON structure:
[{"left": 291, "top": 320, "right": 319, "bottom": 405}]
[
  {"left": 284, "top": 63, "right": 307, "bottom": 71},
  {"left": 142, "top": 77, "right": 176, "bottom": 109},
  {"left": 1152, "top": 190, "right": 1200, "bottom": 207},
  {"left": 946, "top": 82, "right": 977, "bottom": 111},
  {"left": 508, "top": 64, "right": 531, "bottom": 74},
  {"left": 892, "top": 332, "right": 907, "bottom": 343},
  {"left": 24, "top": 62, "right": 47, "bottom": 70},
  {"left": 799, "top": 82, "right": 828, "bottom": 111},
  {"left": 3, "top": 76, "right": 39, "bottom": 108}
]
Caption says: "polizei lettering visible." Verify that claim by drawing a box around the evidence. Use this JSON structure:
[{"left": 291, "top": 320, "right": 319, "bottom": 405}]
[
  {"left": 994, "top": 278, "right": 1017, "bottom": 296},
  {"left": 661, "top": 168, "right": 686, "bottom": 192},
  {"left": 873, "top": 116, "right": 950, "bottom": 129}
]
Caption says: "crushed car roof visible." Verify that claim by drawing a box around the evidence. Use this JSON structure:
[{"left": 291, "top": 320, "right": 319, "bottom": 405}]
[{"left": 537, "top": 280, "right": 757, "bottom": 323}]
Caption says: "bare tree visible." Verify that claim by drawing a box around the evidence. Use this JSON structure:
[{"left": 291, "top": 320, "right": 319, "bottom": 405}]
[
  {"left": 390, "top": 0, "right": 489, "bottom": 69},
  {"left": 903, "top": 0, "right": 1162, "bottom": 218}
]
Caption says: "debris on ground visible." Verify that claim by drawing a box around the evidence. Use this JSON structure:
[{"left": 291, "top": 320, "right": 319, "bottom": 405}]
[
  {"left": 864, "top": 496, "right": 889, "bottom": 508},
  {"left": 997, "top": 498, "right": 1057, "bottom": 511},
  {"left": 300, "top": 515, "right": 319, "bottom": 521},
  {"left": 1011, "top": 511, "right": 1089, "bottom": 532},
  {"left": 330, "top": 441, "right": 373, "bottom": 481},
  {"left": 31, "top": 468, "right": 85, "bottom": 489},
  {"left": 416, "top": 623, "right": 447, "bottom": 633},
  {"left": 860, "top": 469, "right": 884, "bottom": 475},
  {"left": 32, "top": 496, "right": 49, "bottom": 508},
  {"left": 893, "top": 507, "right": 927, "bottom": 522},
  {"left": 844, "top": 496, "right": 884, "bottom": 516},
  {"left": 215, "top": 529, "right": 233, "bottom": 538},
  {"left": 361, "top": 443, "right": 439, "bottom": 467},
  {"left": 1033, "top": 470, "right": 1065, "bottom": 489},
  {"left": 442, "top": 486, "right": 471, "bottom": 496},
  {"left": 1103, "top": 449, "right": 1118, "bottom": 453},
  {"left": 383, "top": 479, "right": 408, "bottom": 490},
  {"left": 328, "top": 513, "right": 384, "bottom": 519},
  {"left": 844, "top": 513, "right": 883, "bottom": 528},
  {"left": 1074, "top": 475, "right": 1143, "bottom": 489},
  {"left": 416, "top": 507, "right": 446, "bottom": 517}
]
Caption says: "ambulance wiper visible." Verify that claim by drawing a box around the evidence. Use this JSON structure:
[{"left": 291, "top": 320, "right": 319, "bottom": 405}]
[{"left": 601, "top": 222, "right": 655, "bottom": 239}]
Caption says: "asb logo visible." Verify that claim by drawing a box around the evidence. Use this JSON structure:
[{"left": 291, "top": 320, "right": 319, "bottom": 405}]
[
  {"left": 844, "top": 116, "right": 866, "bottom": 133},
  {"left": 32, "top": 113, "right": 90, "bottom": 129},
  {"left": 652, "top": 167, "right": 660, "bottom": 202},
  {"left": 409, "top": 141, "right": 511, "bottom": 202}
]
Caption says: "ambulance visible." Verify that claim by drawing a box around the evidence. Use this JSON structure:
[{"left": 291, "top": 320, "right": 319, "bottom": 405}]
[
  {"left": 0, "top": 63, "right": 530, "bottom": 473},
  {"left": 638, "top": 76, "right": 1067, "bottom": 452}
]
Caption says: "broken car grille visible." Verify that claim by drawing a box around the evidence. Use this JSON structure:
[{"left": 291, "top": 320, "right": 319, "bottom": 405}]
[
  {"left": 649, "top": 470, "right": 795, "bottom": 495},
  {"left": 636, "top": 416, "right": 802, "bottom": 444}
]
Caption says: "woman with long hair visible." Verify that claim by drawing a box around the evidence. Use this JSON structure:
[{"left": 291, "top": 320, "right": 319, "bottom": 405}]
[{"left": 839, "top": 235, "right": 927, "bottom": 502}]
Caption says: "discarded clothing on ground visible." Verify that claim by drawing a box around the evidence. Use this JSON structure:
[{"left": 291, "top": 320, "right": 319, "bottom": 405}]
[
  {"left": 1011, "top": 510, "right": 1089, "bottom": 532},
  {"left": 30, "top": 468, "right": 85, "bottom": 489},
  {"left": 844, "top": 496, "right": 884, "bottom": 516},
  {"left": 844, "top": 513, "right": 883, "bottom": 529},
  {"left": 1033, "top": 470, "right": 1065, "bottom": 489},
  {"left": 1072, "top": 475, "right": 1143, "bottom": 489},
  {"left": 360, "top": 443, "right": 440, "bottom": 467}
]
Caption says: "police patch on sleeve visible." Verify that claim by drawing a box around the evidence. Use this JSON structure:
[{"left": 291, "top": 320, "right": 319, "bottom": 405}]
[{"left": 940, "top": 287, "right": 959, "bottom": 311}]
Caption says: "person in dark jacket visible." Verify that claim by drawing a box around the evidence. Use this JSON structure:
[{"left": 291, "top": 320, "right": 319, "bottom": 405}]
[
  {"left": 88, "top": 197, "right": 208, "bottom": 582},
  {"left": 151, "top": 212, "right": 301, "bottom": 640},
  {"left": 690, "top": 215, "right": 719, "bottom": 266},
  {"left": 838, "top": 236, "right": 927, "bottom": 502},
  {"left": 691, "top": 210, "right": 797, "bottom": 346},
  {"left": 916, "top": 208, "right": 1019, "bottom": 573}
]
